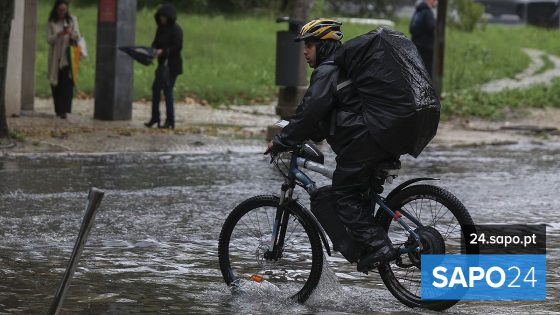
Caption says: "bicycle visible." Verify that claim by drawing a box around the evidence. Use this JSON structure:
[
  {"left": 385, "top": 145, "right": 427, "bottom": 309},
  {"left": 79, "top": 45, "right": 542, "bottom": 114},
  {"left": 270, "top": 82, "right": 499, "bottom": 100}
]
[{"left": 218, "top": 142, "right": 477, "bottom": 311}]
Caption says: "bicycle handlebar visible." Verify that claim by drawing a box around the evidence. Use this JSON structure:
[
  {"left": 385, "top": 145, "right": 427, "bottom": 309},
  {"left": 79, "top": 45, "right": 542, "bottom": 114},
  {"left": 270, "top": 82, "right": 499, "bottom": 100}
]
[{"left": 267, "top": 140, "right": 334, "bottom": 181}]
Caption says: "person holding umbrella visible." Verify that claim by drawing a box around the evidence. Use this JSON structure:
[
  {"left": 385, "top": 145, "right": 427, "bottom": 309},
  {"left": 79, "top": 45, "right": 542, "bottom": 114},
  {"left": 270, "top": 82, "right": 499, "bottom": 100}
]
[{"left": 144, "top": 4, "right": 183, "bottom": 129}]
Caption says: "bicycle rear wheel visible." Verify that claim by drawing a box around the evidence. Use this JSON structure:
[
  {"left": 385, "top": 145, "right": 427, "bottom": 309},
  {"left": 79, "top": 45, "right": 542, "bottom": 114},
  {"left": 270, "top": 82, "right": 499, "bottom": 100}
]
[
  {"left": 218, "top": 195, "right": 323, "bottom": 303},
  {"left": 375, "top": 184, "right": 476, "bottom": 311}
]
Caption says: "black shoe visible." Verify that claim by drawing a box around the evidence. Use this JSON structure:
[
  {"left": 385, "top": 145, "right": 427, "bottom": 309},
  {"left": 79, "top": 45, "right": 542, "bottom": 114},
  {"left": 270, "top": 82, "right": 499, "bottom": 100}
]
[
  {"left": 144, "top": 119, "right": 160, "bottom": 128},
  {"left": 159, "top": 121, "right": 174, "bottom": 129},
  {"left": 357, "top": 245, "right": 398, "bottom": 273},
  {"left": 60, "top": 113, "right": 67, "bottom": 119}
]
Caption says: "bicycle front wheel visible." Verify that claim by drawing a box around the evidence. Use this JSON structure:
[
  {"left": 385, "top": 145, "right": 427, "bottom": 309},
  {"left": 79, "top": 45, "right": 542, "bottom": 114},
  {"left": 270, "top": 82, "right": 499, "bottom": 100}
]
[
  {"left": 218, "top": 195, "right": 323, "bottom": 303},
  {"left": 375, "top": 184, "right": 476, "bottom": 311}
]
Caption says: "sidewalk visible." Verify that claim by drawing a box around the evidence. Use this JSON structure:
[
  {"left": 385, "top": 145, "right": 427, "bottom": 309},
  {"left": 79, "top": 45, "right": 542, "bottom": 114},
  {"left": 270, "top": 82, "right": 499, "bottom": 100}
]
[
  {"left": 2, "top": 97, "right": 560, "bottom": 154},
  {"left": 3, "top": 98, "right": 276, "bottom": 153}
]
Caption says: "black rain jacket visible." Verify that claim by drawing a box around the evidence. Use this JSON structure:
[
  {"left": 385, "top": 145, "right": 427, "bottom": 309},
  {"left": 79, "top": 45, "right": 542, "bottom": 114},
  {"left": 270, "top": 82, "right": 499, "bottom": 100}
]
[
  {"left": 272, "top": 54, "right": 371, "bottom": 160},
  {"left": 152, "top": 4, "right": 183, "bottom": 77},
  {"left": 409, "top": 2, "right": 435, "bottom": 51}
]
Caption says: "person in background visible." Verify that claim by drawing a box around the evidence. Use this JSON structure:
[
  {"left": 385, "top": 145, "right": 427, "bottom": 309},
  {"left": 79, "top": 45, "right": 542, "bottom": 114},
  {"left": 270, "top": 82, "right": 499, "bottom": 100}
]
[
  {"left": 410, "top": 0, "right": 437, "bottom": 78},
  {"left": 144, "top": 4, "right": 183, "bottom": 129},
  {"left": 46, "top": 0, "right": 80, "bottom": 119}
]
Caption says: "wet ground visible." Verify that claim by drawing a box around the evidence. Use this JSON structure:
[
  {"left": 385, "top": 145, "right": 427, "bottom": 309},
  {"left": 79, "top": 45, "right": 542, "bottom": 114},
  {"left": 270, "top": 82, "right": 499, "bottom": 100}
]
[{"left": 0, "top": 142, "right": 559, "bottom": 314}]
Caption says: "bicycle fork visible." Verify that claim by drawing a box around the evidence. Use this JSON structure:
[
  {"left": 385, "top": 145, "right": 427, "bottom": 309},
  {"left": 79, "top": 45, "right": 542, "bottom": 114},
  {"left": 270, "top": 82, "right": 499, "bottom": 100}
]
[{"left": 266, "top": 184, "right": 294, "bottom": 260}]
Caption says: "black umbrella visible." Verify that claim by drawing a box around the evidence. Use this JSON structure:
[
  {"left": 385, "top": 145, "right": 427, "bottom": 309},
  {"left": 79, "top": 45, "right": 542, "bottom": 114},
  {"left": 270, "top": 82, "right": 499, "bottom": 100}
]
[{"left": 118, "top": 46, "right": 156, "bottom": 66}]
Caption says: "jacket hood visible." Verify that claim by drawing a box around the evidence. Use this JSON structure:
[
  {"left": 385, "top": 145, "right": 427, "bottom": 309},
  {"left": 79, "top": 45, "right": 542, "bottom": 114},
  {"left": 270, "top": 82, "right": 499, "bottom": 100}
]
[
  {"left": 315, "top": 40, "right": 341, "bottom": 67},
  {"left": 416, "top": 2, "right": 432, "bottom": 11},
  {"left": 155, "top": 4, "right": 177, "bottom": 26}
]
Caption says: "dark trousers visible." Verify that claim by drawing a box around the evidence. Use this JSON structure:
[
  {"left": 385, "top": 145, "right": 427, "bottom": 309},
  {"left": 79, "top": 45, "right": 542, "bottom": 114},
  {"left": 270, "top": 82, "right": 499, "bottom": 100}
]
[
  {"left": 332, "top": 132, "right": 394, "bottom": 251},
  {"left": 50, "top": 66, "right": 74, "bottom": 115},
  {"left": 151, "top": 74, "right": 177, "bottom": 124},
  {"left": 418, "top": 48, "right": 434, "bottom": 79}
]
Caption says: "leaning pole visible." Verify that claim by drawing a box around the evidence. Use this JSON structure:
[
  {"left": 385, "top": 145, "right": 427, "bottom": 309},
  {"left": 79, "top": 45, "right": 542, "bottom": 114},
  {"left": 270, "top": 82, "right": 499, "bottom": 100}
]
[{"left": 48, "top": 188, "right": 105, "bottom": 315}]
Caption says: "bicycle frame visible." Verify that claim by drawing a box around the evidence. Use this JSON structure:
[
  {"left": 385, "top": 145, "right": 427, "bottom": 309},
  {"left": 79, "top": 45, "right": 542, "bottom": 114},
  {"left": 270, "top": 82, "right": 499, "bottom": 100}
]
[{"left": 267, "top": 151, "right": 425, "bottom": 261}]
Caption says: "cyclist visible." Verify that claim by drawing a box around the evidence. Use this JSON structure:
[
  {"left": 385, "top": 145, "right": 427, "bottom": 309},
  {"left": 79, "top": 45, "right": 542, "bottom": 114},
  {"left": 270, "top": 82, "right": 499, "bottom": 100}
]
[{"left": 267, "top": 18, "right": 398, "bottom": 272}]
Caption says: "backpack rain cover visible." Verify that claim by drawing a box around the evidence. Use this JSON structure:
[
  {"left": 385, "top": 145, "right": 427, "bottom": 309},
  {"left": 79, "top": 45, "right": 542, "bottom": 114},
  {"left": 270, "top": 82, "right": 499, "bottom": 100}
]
[{"left": 335, "top": 27, "right": 440, "bottom": 158}]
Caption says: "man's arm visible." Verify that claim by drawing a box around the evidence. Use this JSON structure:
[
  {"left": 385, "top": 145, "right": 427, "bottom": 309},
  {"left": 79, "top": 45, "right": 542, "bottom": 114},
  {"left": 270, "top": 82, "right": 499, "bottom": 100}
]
[
  {"left": 271, "top": 66, "right": 337, "bottom": 152},
  {"left": 164, "top": 26, "right": 183, "bottom": 58}
]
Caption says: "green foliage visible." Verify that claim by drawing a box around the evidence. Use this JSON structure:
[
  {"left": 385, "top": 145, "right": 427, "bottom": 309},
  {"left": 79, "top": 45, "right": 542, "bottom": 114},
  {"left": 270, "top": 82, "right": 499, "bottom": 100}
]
[
  {"left": 9, "top": 129, "right": 25, "bottom": 143},
  {"left": 449, "top": 0, "right": 486, "bottom": 32}
]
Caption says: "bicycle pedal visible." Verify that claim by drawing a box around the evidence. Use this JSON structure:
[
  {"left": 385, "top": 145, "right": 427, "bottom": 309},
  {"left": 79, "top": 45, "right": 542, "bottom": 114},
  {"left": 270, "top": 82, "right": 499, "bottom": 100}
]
[
  {"left": 358, "top": 268, "right": 369, "bottom": 275},
  {"left": 357, "top": 261, "right": 380, "bottom": 274}
]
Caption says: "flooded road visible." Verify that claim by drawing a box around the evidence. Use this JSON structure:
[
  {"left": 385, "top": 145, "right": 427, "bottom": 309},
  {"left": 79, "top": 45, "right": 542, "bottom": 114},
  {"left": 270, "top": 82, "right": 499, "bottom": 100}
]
[{"left": 1, "top": 142, "right": 559, "bottom": 314}]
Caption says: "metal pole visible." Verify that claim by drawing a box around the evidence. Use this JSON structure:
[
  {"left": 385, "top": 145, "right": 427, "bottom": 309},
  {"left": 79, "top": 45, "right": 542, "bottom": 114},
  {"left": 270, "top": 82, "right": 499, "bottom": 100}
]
[
  {"left": 48, "top": 188, "right": 105, "bottom": 315},
  {"left": 433, "top": 0, "right": 448, "bottom": 97}
]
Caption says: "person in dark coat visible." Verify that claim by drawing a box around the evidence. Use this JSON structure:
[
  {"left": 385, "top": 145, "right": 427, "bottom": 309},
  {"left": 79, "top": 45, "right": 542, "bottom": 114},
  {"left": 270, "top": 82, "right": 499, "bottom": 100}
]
[
  {"left": 267, "top": 19, "right": 397, "bottom": 272},
  {"left": 145, "top": 4, "right": 183, "bottom": 129},
  {"left": 410, "top": 0, "right": 437, "bottom": 78}
]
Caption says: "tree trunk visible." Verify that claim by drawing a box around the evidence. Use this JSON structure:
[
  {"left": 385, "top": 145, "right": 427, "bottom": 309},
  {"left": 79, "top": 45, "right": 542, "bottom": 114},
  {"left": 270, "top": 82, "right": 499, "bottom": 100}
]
[
  {"left": 0, "top": 0, "right": 14, "bottom": 139},
  {"left": 285, "top": 0, "right": 315, "bottom": 21}
]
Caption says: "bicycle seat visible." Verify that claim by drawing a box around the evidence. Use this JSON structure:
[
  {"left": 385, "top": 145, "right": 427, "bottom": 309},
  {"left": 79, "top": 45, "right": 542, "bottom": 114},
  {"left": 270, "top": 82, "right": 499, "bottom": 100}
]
[{"left": 374, "top": 158, "right": 401, "bottom": 185}]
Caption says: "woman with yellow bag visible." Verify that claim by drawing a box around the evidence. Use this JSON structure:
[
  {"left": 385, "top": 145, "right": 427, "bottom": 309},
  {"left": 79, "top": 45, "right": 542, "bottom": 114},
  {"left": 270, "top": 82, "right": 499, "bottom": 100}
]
[{"left": 47, "top": 0, "right": 81, "bottom": 119}]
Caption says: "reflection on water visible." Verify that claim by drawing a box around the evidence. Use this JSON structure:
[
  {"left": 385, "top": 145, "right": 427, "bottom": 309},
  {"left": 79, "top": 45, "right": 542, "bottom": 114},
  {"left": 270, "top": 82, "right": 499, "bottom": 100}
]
[{"left": 1, "top": 143, "right": 559, "bottom": 314}]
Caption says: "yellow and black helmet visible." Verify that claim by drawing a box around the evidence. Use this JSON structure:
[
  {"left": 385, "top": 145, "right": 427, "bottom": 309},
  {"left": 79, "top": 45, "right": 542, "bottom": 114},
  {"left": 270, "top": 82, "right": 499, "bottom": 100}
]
[{"left": 295, "top": 18, "right": 343, "bottom": 42}]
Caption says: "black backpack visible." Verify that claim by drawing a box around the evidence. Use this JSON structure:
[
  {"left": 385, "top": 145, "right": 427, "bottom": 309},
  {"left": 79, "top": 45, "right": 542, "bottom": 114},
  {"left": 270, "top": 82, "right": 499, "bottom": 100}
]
[{"left": 335, "top": 27, "right": 440, "bottom": 158}]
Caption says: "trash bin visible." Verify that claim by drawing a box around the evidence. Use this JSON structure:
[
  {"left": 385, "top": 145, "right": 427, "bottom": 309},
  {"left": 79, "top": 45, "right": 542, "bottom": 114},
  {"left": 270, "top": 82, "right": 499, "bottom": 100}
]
[
  {"left": 266, "top": 17, "right": 309, "bottom": 141},
  {"left": 275, "top": 17, "right": 307, "bottom": 87}
]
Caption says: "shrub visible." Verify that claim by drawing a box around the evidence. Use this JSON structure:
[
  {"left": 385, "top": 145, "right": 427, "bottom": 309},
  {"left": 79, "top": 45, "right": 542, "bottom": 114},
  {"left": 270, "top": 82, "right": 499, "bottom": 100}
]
[{"left": 449, "top": 0, "right": 486, "bottom": 32}]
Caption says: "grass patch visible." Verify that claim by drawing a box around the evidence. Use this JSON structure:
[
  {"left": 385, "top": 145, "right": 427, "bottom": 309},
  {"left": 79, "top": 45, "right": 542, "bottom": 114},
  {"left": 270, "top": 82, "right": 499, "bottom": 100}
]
[
  {"left": 9, "top": 130, "right": 26, "bottom": 143},
  {"left": 34, "top": 3, "right": 560, "bottom": 117},
  {"left": 441, "top": 78, "right": 560, "bottom": 118},
  {"left": 535, "top": 54, "right": 555, "bottom": 75}
]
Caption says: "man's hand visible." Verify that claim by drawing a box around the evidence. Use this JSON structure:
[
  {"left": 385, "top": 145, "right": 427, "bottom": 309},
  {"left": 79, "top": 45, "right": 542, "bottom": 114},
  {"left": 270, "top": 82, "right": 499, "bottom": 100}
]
[
  {"left": 155, "top": 49, "right": 164, "bottom": 57},
  {"left": 264, "top": 141, "right": 274, "bottom": 155}
]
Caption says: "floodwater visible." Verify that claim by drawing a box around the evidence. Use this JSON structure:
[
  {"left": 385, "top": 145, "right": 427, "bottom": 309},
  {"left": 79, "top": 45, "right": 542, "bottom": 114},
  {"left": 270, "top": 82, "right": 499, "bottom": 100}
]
[{"left": 0, "top": 142, "right": 559, "bottom": 314}]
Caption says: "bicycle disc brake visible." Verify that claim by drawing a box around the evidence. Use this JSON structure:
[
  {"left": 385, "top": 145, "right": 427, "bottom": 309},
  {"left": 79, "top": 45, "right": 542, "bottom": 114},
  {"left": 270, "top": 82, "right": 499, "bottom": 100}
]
[{"left": 396, "top": 226, "right": 446, "bottom": 268}]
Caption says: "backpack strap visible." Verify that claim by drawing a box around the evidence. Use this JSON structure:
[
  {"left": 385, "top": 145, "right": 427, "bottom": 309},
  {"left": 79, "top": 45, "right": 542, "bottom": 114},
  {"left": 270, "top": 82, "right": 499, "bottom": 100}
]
[
  {"left": 337, "top": 79, "right": 352, "bottom": 91},
  {"left": 329, "top": 110, "right": 336, "bottom": 136}
]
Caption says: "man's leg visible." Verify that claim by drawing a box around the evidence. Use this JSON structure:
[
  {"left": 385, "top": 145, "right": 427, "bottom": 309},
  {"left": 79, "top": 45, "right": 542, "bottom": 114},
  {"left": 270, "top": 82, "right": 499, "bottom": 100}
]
[
  {"left": 163, "top": 76, "right": 177, "bottom": 127},
  {"left": 332, "top": 159, "right": 390, "bottom": 249},
  {"left": 151, "top": 77, "right": 162, "bottom": 123},
  {"left": 419, "top": 48, "right": 434, "bottom": 79},
  {"left": 332, "top": 135, "right": 397, "bottom": 270}
]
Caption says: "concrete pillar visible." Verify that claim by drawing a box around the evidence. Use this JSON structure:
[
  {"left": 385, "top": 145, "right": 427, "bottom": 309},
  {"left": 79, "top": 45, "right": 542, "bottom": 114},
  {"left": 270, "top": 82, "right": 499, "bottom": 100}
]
[
  {"left": 21, "top": 0, "right": 37, "bottom": 111},
  {"left": 94, "top": 0, "right": 136, "bottom": 121},
  {"left": 4, "top": 0, "right": 24, "bottom": 116}
]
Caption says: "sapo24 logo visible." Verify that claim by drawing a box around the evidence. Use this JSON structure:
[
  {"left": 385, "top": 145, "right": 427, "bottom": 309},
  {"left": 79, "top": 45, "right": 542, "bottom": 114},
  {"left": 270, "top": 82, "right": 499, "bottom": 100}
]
[{"left": 421, "top": 255, "right": 546, "bottom": 300}]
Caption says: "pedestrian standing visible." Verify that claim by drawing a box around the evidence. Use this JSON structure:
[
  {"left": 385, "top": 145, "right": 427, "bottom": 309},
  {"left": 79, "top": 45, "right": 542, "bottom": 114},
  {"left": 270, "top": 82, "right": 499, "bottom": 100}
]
[
  {"left": 144, "top": 4, "right": 183, "bottom": 129},
  {"left": 47, "top": 0, "right": 81, "bottom": 119},
  {"left": 410, "top": 0, "right": 437, "bottom": 78}
]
